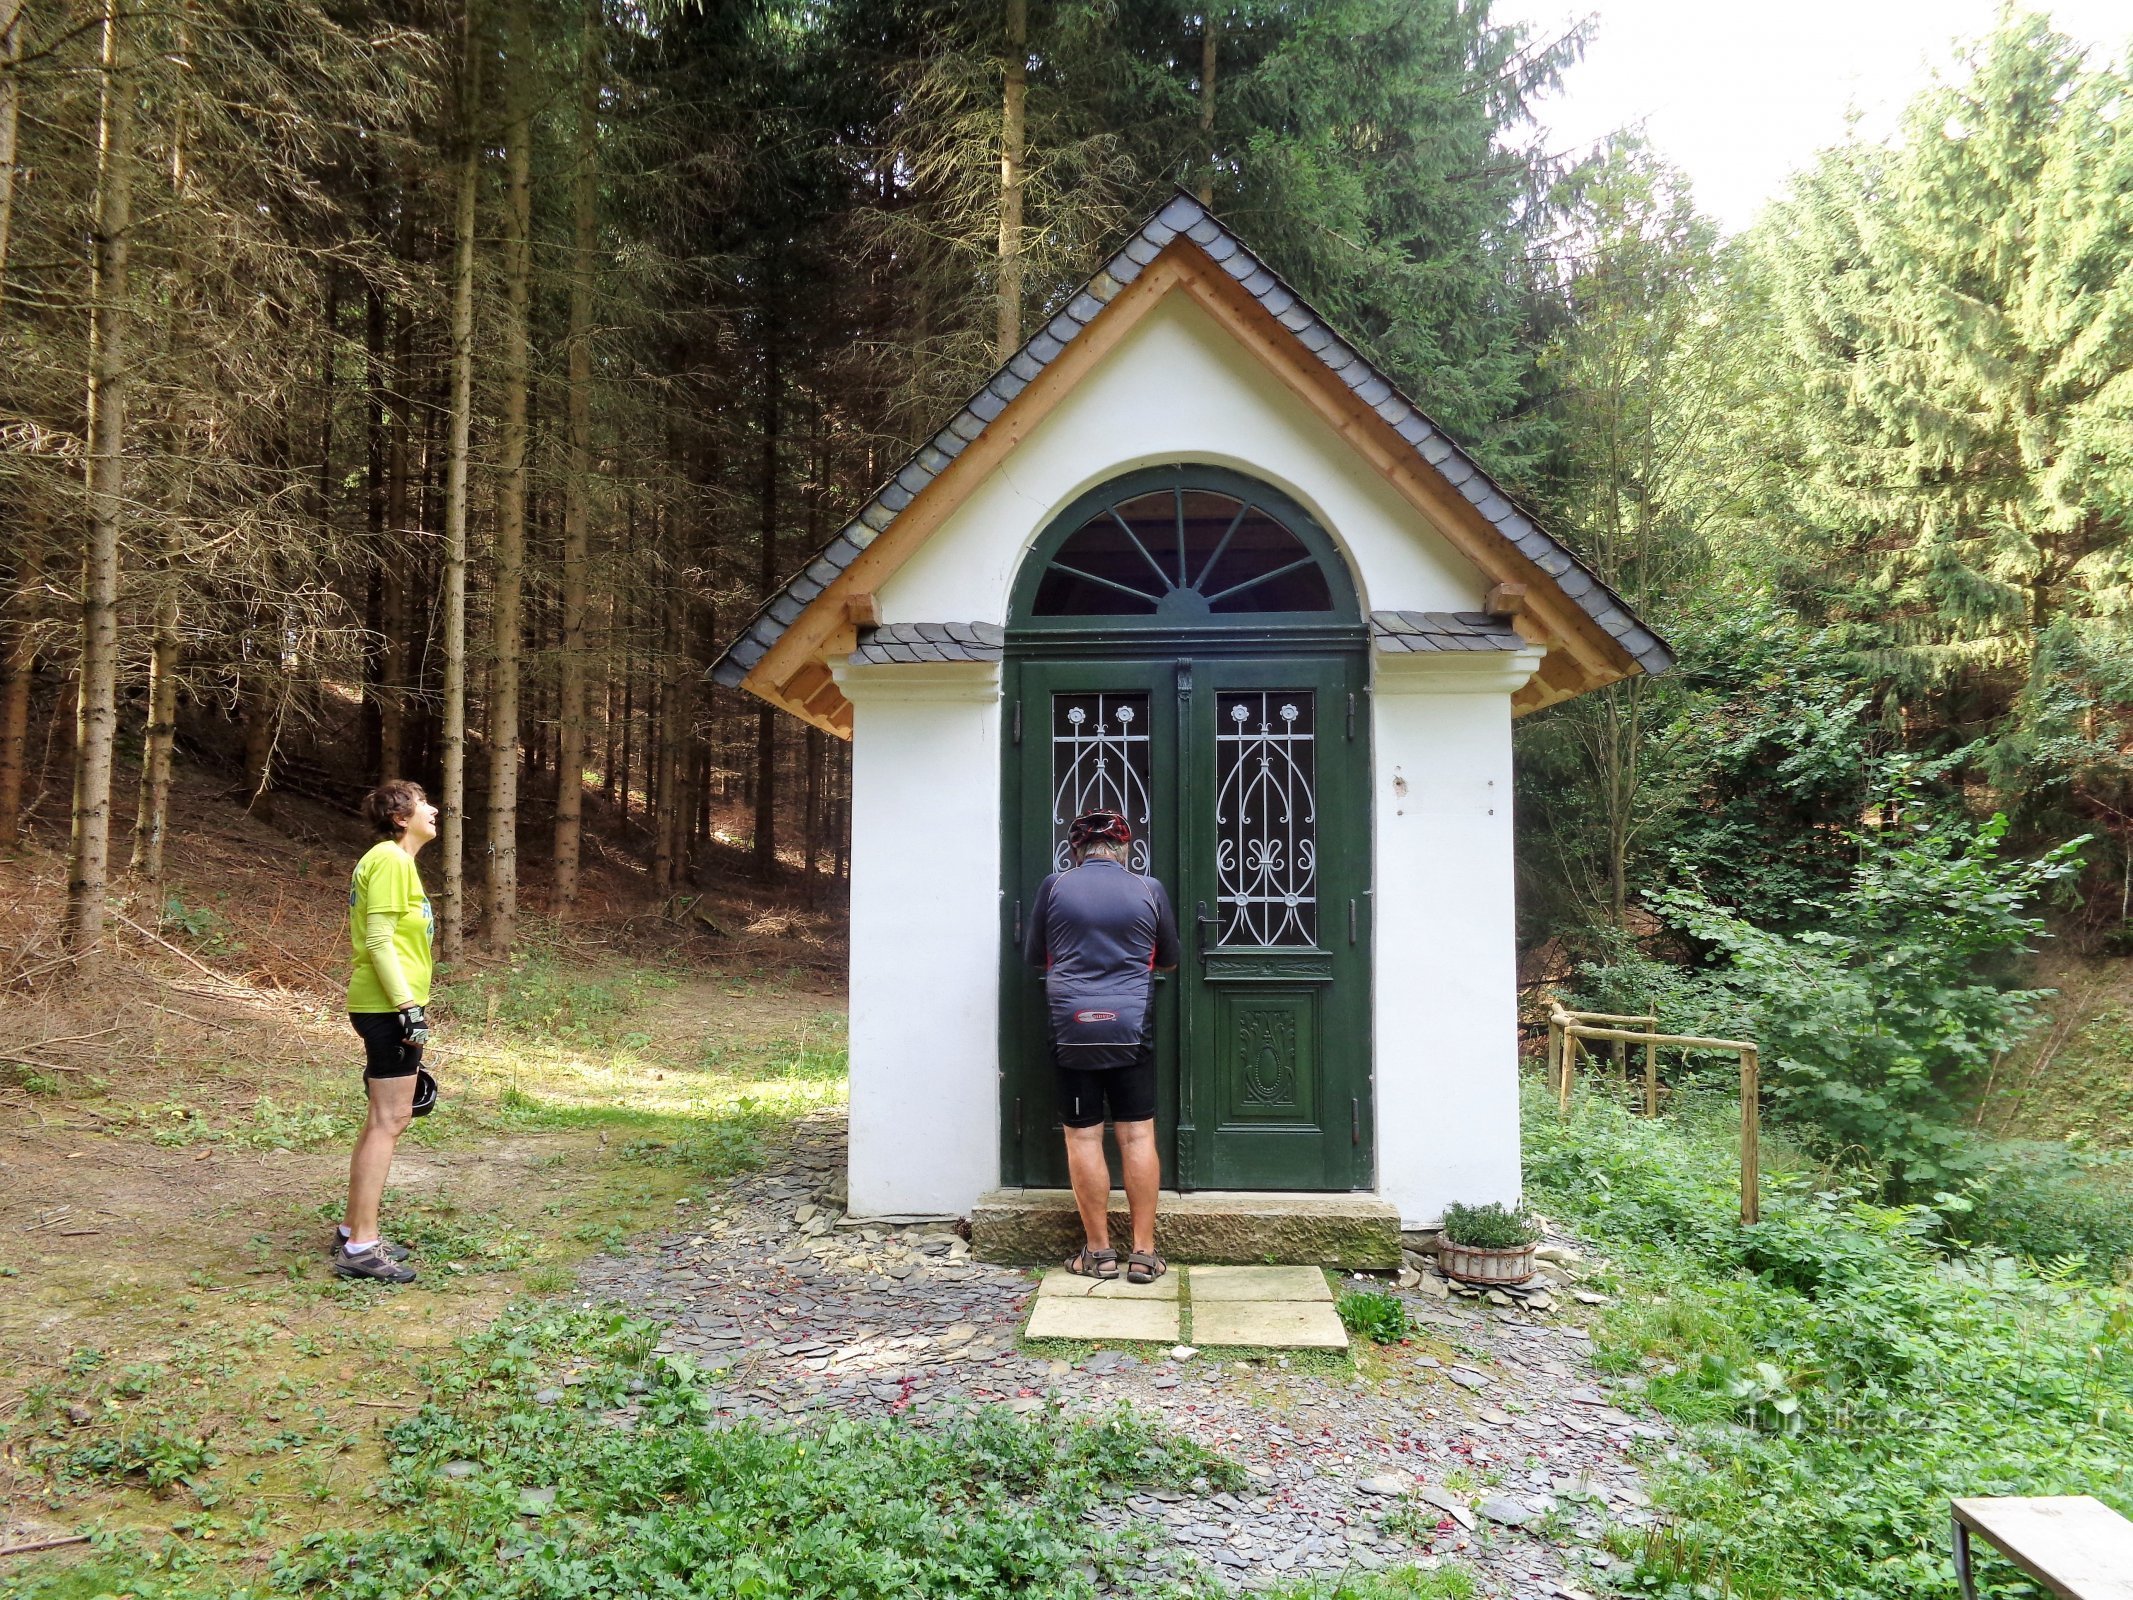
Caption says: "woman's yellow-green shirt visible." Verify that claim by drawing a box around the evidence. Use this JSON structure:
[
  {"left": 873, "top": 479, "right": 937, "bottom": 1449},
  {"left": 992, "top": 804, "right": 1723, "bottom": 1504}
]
[{"left": 347, "top": 841, "right": 434, "bottom": 1012}]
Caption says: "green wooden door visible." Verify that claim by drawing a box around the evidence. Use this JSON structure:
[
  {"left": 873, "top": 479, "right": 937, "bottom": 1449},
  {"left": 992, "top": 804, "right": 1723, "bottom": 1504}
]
[{"left": 1000, "top": 650, "right": 1371, "bottom": 1191}]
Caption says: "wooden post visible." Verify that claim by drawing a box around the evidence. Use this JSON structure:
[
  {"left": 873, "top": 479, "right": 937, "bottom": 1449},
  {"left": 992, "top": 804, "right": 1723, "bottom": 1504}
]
[
  {"left": 1644, "top": 1043, "right": 1660, "bottom": 1116},
  {"left": 1740, "top": 1045, "right": 1761, "bottom": 1225}
]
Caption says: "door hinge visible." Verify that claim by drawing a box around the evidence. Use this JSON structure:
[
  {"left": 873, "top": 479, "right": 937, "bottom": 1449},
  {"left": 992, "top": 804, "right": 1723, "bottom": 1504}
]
[
  {"left": 1012, "top": 897, "right": 1022, "bottom": 942},
  {"left": 1015, "top": 1097, "right": 1023, "bottom": 1139},
  {"left": 1348, "top": 898, "right": 1357, "bottom": 945},
  {"left": 1012, "top": 699, "right": 1022, "bottom": 745},
  {"left": 1352, "top": 1098, "right": 1361, "bottom": 1146},
  {"left": 1346, "top": 692, "right": 1355, "bottom": 740}
]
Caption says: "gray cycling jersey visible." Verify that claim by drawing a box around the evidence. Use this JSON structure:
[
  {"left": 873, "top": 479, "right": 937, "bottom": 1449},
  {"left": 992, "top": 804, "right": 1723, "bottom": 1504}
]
[{"left": 1023, "top": 859, "right": 1182, "bottom": 1068}]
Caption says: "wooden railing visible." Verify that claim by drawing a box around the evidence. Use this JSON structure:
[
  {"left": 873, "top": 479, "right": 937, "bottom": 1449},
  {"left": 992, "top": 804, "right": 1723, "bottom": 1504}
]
[{"left": 1548, "top": 1006, "right": 1764, "bottom": 1225}]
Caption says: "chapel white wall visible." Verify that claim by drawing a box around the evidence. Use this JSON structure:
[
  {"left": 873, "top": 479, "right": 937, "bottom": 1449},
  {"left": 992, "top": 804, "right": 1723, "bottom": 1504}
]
[
  {"left": 877, "top": 293, "right": 1488, "bottom": 625},
  {"left": 1370, "top": 657, "right": 1533, "bottom": 1225},
  {"left": 836, "top": 664, "right": 1003, "bottom": 1217}
]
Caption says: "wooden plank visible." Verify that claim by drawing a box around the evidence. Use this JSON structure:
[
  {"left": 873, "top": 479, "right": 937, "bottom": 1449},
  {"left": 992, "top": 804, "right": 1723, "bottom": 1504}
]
[{"left": 1954, "top": 1497, "right": 2133, "bottom": 1599}]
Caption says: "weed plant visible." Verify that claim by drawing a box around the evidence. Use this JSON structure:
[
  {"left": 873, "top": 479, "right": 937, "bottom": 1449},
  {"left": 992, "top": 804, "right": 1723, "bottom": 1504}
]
[
  {"left": 1527, "top": 1081, "right": 2133, "bottom": 1600},
  {"left": 1337, "top": 1289, "right": 1411, "bottom": 1344}
]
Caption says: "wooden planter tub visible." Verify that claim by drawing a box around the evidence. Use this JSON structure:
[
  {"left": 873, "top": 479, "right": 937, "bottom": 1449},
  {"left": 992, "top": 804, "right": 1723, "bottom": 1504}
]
[{"left": 1436, "top": 1239, "right": 1537, "bottom": 1287}]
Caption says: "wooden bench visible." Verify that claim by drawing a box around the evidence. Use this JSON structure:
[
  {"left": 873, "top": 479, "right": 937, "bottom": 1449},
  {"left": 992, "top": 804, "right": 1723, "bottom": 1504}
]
[{"left": 1953, "top": 1497, "right": 2133, "bottom": 1599}]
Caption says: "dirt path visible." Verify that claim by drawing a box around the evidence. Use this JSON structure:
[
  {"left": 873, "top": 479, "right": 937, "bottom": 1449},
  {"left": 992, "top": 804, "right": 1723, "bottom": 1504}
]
[{"left": 0, "top": 952, "right": 844, "bottom": 1557}]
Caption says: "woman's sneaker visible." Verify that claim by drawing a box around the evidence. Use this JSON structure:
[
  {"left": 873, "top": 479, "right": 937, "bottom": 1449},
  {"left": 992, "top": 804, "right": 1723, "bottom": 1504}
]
[
  {"left": 333, "top": 1241, "right": 417, "bottom": 1283},
  {"left": 327, "top": 1230, "right": 410, "bottom": 1262}
]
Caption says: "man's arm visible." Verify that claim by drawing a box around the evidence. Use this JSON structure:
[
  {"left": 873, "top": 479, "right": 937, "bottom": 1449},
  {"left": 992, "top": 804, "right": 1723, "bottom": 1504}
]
[
  {"left": 1021, "top": 874, "right": 1057, "bottom": 970},
  {"left": 1150, "top": 883, "right": 1182, "bottom": 971}
]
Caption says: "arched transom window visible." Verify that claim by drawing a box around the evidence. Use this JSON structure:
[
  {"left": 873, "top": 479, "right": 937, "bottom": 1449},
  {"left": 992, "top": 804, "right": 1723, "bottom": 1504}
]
[{"left": 1017, "top": 469, "right": 1356, "bottom": 625}]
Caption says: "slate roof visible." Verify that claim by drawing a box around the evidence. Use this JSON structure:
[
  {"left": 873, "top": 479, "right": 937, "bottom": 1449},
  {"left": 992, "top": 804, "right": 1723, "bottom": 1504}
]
[
  {"left": 848, "top": 621, "right": 1005, "bottom": 666},
  {"left": 1371, "top": 611, "right": 1531, "bottom": 653},
  {"left": 710, "top": 191, "right": 1671, "bottom": 693}
]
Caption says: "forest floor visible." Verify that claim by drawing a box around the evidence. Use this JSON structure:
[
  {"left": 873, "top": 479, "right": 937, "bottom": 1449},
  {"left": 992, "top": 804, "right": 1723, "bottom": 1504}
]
[{"left": 0, "top": 762, "right": 851, "bottom": 1580}]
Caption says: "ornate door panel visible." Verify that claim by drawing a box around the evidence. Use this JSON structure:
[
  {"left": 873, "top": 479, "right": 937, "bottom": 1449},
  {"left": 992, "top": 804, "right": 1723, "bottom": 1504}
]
[
  {"left": 1001, "top": 652, "right": 1370, "bottom": 1193},
  {"left": 1181, "top": 658, "right": 1368, "bottom": 1191}
]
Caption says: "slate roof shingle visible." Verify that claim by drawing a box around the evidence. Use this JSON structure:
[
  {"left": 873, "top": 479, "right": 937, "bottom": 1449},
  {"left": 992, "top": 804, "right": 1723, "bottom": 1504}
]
[
  {"left": 847, "top": 621, "right": 1006, "bottom": 667},
  {"left": 1370, "top": 611, "right": 1531, "bottom": 654},
  {"left": 710, "top": 191, "right": 1671, "bottom": 694}
]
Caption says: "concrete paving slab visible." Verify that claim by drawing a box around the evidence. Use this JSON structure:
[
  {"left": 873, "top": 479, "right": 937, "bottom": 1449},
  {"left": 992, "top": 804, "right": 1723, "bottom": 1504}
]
[
  {"left": 1025, "top": 1296, "right": 1180, "bottom": 1343},
  {"left": 1188, "top": 1265, "right": 1334, "bottom": 1302},
  {"left": 1036, "top": 1267, "right": 1180, "bottom": 1300},
  {"left": 1191, "top": 1299, "right": 1349, "bottom": 1350}
]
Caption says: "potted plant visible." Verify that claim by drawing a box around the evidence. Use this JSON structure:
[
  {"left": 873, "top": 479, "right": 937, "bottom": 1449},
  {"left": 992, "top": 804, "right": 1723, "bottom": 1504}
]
[{"left": 1436, "top": 1201, "right": 1541, "bottom": 1287}]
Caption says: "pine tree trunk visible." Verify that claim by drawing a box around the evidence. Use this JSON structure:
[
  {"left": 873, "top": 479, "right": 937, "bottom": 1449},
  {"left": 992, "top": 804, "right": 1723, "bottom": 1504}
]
[
  {"left": 653, "top": 564, "right": 683, "bottom": 894},
  {"left": 1197, "top": 11, "right": 1218, "bottom": 205},
  {"left": 130, "top": 65, "right": 193, "bottom": 885},
  {"left": 379, "top": 302, "right": 411, "bottom": 779},
  {"left": 0, "top": 0, "right": 25, "bottom": 319},
  {"left": 485, "top": 0, "right": 532, "bottom": 951},
  {"left": 129, "top": 532, "right": 179, "bottom": 881},
  {"left": 995, "top": 0, "right": 1027, "bottom": 364},
  {"left": 67, "top": 0, "right": 133, "bottom": 961},
  {"left": 0, "top": 518, "right": 40, "bottom": 846},
  {"left": 439, "top": 0, "right": 482, "bottom": 963},
  {"left": 552, "top": 3, "right": 598, "bottom": 913},
  {"left": 752, "top": 349, "right": 779, "bottom": 878}
]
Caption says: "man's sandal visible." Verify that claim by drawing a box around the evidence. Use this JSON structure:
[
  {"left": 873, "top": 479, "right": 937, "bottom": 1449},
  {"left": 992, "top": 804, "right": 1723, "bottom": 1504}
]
[
  {"left": 1064, "top": 1246, "right": 1120, "bottom": 1279},
  {"left": 1126, "top": 1249, "right": 1167, "bottom": 1285}
]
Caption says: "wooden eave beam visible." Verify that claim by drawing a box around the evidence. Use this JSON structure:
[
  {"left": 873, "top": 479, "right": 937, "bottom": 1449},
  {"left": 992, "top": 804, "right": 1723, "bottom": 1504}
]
[
  {"left": 734, "top": 235, "right": 1647, "bottom": 734},
  {"left": 737, "top": 250, "right": 1202, "bottom": 718},
  {"left": 1165, "top": 254, "right": 1638, "bottom": 689}
]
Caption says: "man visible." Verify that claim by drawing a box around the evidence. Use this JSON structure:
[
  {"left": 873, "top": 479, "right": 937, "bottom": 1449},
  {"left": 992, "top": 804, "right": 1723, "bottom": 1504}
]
[{"left": 1022, "top": 808, "right": 1182, "bottom": 1284}]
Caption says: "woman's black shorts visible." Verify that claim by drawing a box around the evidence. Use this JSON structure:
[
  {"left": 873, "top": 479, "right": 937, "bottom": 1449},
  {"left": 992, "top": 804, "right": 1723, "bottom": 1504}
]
[
  {"left": 351, "top": 1011, "right": 422, "bottom": 1079},
  {"left": 1054, "top": 1042, "right": 1157, "bottom": 1129}
]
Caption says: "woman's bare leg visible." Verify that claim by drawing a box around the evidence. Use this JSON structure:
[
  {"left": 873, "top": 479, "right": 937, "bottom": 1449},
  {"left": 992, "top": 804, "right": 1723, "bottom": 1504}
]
[{"left": 344, "top": 1073, "right": 417, "bottom": 1243}]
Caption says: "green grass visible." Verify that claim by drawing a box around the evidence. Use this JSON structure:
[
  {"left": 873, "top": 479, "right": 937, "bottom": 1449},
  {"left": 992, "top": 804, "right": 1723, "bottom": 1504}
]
[
  {"left": 14, "top": 1303, "right": 1254, "bottom": 1600},
  {"left": 1527, "top": 1079, "right": 2133, "bottom": 1600}
]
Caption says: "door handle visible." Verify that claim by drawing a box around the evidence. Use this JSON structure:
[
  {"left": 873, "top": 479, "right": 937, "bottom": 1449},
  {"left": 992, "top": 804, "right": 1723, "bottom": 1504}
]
[{"left": 1195, "top": 899, "right": 1219, "bottom": 953}]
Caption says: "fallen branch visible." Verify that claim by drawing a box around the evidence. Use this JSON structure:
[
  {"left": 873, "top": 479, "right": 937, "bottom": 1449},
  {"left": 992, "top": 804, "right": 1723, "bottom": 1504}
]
[
  {"left": 109, "top": 910, "right": 231, "bottom": 984},
  {"left": 0, "top": 1534, "right": 92, "bottom": 1558},
  {"left": 1, "top": 1054, "right": 86, "bottom": 1074},
  {"left": 16, "top": 1027, "right": 118, "bottom": 1052},
  {"left": 147, "top": 1002, "right": 233, "bottom": 1032}
]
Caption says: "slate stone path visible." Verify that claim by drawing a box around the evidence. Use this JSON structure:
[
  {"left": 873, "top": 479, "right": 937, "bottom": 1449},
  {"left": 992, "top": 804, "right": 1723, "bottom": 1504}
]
[{"left": 576, "top": 1115, "right": 1673, "bottom": 1599}]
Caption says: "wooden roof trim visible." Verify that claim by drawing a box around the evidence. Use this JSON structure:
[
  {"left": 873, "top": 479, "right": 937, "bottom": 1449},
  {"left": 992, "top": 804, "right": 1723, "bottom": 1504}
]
[
  {"left": 1164, "top": 257, "right": 1631, "bottom": 689},
  {"left": 737, "top": 251, "right": 1200, "bottom": 726}
]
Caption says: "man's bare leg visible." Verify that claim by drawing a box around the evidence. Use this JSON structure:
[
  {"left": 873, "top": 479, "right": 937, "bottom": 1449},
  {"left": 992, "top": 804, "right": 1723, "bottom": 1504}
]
[
  {"left": 344, "top": 1073, "right": 418, "bottom": 1244},
  {"left": 1115, "top": 1118, "right": 1159, "bottom": 1255},
  {"left": 1063, "top": 1123, "right": 1114, "bottom": 1252}
]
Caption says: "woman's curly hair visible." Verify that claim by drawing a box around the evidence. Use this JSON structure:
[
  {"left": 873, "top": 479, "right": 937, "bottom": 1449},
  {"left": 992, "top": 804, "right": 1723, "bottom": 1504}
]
[{"left": 361, "top": 779, "right": 427, "bottom": 839}]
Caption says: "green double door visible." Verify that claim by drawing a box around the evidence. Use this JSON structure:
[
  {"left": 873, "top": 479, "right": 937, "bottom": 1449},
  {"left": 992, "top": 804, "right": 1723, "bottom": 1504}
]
[{"left": 1000, "top": 650, "right": 1373, "bottom": 1191}]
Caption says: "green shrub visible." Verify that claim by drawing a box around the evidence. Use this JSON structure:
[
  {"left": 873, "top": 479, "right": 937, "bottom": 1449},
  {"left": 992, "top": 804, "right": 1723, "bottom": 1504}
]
[
  {"left": 1527, "top": 1082, "right": 2133, "bottom": 1600},
  {"left": 1336, "top": 1289, "right": 1410, "bottom": 1344},
  {"left": 1956, "top": 1141, "right": 2133, "bottom": 1275},
  {"left": 1438, "top": 1201, "right": 1539, "bottom": 1249},
  {"left": 1637, "top": 802, "right": 2085, "bottom": 1191}
]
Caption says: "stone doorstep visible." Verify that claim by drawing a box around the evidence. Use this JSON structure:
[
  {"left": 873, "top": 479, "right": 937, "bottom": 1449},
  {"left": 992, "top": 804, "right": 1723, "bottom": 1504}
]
[
  {"left": 972, "top": 1189, "right": 1400, "bottom": 1269},
  {"left": 1188, "top": 1265, "right": 1333, "bottom": 1303},
  {"left": 1035, "top": 1268, "right": 1181, "bottom": 1300},
  {"left": 1191, "top": 1299, "right": 1350, "bottom": 1351},
  {"left": 1024, "top": 1295, "right": 1181, "bottom": 1344}
]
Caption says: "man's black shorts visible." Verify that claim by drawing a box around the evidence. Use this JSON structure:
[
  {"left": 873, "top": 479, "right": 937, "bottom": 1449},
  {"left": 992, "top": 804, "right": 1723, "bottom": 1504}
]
[
  {"left": 350, "top": 1011, "right": 423, "bottom": 1080},
  {"left": 1054, "top": 1043, "right": 1156, "bottom": 1128}
]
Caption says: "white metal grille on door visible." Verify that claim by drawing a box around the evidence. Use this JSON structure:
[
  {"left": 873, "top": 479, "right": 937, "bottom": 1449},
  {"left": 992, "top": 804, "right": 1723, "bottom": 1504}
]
[
  {"left": 1050, "top": 693, "right": 1153, "bottom": 872},
  {"left": 1214, "top": 691, "right": 1316, "bottom": 946}
]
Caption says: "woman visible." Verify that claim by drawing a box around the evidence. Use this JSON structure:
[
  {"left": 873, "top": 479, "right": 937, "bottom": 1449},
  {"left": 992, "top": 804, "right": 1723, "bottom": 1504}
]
[{"left": 334, "top": 778, "right": 438, "bottom": 1283}]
